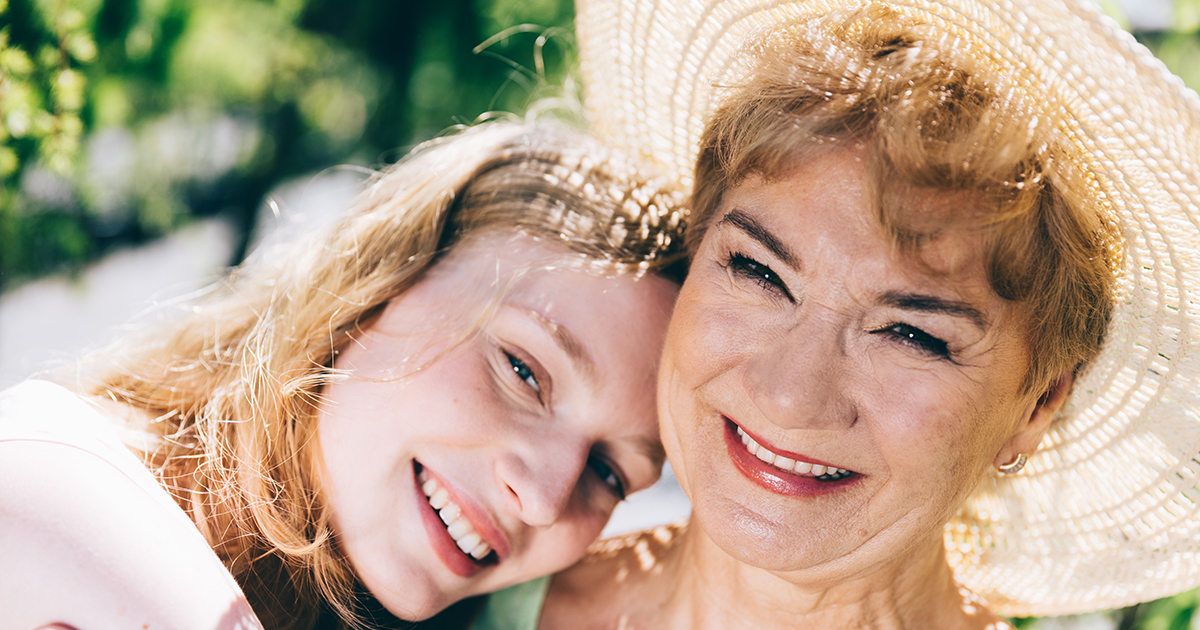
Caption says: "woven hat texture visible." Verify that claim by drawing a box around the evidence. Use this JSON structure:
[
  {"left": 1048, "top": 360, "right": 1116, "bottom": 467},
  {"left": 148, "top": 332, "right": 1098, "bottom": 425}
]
[{"left": 576, "top": 0, "right": 1200, "bottom": 617}]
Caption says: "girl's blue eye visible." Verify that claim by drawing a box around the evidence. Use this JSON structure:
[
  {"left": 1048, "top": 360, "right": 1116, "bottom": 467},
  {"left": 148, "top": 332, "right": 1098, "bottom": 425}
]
[
  {"left": 878, "top": 323, "right": 950, "bottom": 358},
  {"left": 588, "top": 455, "right": 626, "bottom": 499},
  {"left": 506, "top": 352, "right": 541, "bottom": 393}
]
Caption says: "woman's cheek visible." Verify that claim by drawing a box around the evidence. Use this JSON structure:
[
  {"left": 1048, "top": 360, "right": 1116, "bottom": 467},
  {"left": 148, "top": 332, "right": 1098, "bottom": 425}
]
[{"left": 668, "top": 284, "right": 764, "bottom": 385}]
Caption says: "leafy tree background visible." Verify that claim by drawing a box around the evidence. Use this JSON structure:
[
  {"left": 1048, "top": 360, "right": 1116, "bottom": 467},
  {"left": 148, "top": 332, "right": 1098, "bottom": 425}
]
[
  {"left": 0, "top": 0, "right": 576, "bottom": 289},
  {"left": 3, "top": 0, "right": 1200, "bottom": 626}
]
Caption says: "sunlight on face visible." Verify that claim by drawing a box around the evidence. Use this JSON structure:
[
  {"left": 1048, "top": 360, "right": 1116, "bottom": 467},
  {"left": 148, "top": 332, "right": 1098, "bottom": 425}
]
[
  {"left": 658, "top": 143, "right": 1042, "bottom": 579},
  {"left": 317, "top": 233, "right": 677, "bottom": 619}
]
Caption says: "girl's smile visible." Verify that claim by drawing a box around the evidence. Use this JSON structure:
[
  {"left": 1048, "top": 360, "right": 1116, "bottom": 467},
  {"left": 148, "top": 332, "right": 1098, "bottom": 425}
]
[{"left": 317, "top": 232, "right": 676, "bottom": 619}]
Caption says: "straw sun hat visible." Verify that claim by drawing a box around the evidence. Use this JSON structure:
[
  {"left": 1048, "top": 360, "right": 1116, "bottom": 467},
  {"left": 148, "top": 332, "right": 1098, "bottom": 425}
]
[{"left": 574, "top": 0, "right": 1200, "bottom": 618}]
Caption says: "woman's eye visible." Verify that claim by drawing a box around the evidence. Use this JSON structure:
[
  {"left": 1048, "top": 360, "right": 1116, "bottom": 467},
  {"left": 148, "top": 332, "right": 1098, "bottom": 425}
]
[
  {"left": 724, "top": 252, "right": 792, "bottom": 299},
  {"left": 588, "top": 454, "right": 626, "bottom": 500},
  {"left": 505, "top": 352, "right": 541, "bottom": 394},
  {"left": 876, "top": 323, "right": 950, "bottom": 358}
]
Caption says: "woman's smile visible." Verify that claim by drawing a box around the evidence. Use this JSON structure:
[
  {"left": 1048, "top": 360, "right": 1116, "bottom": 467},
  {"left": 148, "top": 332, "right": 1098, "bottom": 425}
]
[
  {"left": 724, "top": 419, "right": 859, "bottom": 496},
  {"left": 658, "top": 143, "right": 1040, "bottom": 574}
]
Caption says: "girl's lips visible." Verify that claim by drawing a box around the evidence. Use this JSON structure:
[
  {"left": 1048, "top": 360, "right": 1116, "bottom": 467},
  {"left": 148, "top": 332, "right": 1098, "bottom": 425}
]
[
  {"left": 413, "top": 462, "right": 509, "bottom": 578},
  {"left": 722, "top": 418, "right": 860, "bottom": 497}
]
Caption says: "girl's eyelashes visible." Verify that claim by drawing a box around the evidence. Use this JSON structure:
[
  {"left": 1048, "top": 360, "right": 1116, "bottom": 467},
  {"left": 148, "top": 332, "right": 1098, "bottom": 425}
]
[
  {"left": 721, "top": 251, "right": 794, "bottom": 300},
  {"left": 587, "top": 453, "right": 627, "bottom": 500},
  {"left": 874, "top": 322, "right": 950, "bottom": 358},
  {"left": 503, "top": 350, "right": 545, "bottom": 400}
]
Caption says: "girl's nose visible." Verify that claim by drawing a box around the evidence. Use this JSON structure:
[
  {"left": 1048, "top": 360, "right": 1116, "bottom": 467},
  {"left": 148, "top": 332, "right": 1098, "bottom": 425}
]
[{"left": 495, "top": 431, "right": 590, "bottom": 528}]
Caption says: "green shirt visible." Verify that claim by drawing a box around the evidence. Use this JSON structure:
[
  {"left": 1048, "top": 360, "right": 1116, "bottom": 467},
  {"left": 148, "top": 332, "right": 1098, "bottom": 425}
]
[{"left": 471, "top": 575, "right": 551, "bottom": 630}]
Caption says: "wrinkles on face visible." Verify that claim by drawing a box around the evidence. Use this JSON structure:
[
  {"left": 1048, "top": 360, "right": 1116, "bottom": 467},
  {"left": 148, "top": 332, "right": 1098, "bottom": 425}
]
[{"left": 658, "top": 144, "right": 1038, "bottom": 582}]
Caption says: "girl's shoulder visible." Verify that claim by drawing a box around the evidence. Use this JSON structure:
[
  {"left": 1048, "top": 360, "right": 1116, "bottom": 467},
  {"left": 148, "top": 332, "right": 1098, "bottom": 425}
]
[{"left": 0, "top": 380, "right": 262, "bottom": 630}]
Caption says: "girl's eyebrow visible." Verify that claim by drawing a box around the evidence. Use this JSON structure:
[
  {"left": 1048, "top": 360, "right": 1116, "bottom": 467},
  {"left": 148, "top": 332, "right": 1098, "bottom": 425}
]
[
  {"left": 718, "top": 208, "right": 802, "bottom": 272},
  {"left": 515, "top": 306, "right": 599, "bottom": 383},
  {"left": 633, "top": 436, "right": 667, "bottom": 469},
  {"left": 599, "top": 438, "right": 666, "bottom": 473}
]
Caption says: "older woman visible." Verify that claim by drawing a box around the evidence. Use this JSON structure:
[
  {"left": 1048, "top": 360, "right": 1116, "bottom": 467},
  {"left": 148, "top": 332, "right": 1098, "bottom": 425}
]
[{"left": 472, "top": 0, "right": 1200, "bottom": 627}]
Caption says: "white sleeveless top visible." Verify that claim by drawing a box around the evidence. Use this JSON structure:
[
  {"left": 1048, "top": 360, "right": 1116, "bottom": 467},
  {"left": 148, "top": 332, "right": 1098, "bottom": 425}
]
[
  {"left": 0, "top": 380, "right": 262, "bottom": 630},
  {"left": 0, "top": 380, "right": 183, "bottom": 518}
]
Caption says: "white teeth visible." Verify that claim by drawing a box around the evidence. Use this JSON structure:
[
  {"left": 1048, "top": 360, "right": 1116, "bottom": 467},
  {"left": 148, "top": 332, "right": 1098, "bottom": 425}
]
[
  {"left": 734, "top": 426, "right": 852, "bottom": 479},
  {"left": 439, "top": 504, "right": 461, "bottom": 525},
  {"left": 447, "top": 518, "right": 472, "bottom": 539},
  {"left": 457, "top": 532, "right": 482, "bottom": 553},
  {"left": 419, "top": 470, "right": 494, "bottom": 562}
]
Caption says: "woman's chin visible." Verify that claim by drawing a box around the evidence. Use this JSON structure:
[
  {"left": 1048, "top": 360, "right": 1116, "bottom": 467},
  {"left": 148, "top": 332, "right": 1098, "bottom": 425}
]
[{"left": 693, "top": 495, "right": 840, "bottom": 573}]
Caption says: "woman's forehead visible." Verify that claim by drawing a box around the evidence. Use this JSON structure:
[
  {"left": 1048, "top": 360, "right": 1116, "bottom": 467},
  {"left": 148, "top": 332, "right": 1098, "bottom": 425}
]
[
  {"left": 731, "top": 145, "right": 994, "bottom": 273},
  {"left": 717, "top": 152, "right": 1007, "bottom": 323}
]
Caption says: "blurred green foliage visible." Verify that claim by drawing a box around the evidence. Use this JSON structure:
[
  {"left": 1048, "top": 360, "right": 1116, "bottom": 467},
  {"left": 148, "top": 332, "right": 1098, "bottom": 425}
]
[
  {"left": 0, "top": 0, "right": 577, "bottom": 289},
  {"left": 1005, "top": 587, "right": 1200, "bottom": 629}
]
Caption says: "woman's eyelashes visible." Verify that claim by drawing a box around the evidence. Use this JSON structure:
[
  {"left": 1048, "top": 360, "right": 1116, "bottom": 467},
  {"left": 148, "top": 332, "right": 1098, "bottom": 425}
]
[
  {"left": 720, "top": 246, "right": 953, "bottom": 360},
  {"left": 587, "top": 453, "right": 627, "bottom": 500},
  {"left": 722, "top": 251, "right": 794, "bottom": 301},
  {"left": 873, "top": 322, "right": 950, "bottom": 358}
]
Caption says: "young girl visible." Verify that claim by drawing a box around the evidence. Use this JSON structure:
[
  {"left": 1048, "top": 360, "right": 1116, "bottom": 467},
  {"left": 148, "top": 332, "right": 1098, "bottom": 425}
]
[{"left": 0, "top": 122, "right": 687, "bottom": 629}]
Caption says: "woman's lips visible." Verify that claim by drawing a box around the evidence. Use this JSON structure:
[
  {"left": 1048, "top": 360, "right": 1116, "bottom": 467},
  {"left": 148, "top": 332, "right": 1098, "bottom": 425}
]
[
  {"left": 723, "top": 418, "right": 860, "bottom": 496},
  {"left": 413, "top": 462, "right": 507, "bottom": 578}
]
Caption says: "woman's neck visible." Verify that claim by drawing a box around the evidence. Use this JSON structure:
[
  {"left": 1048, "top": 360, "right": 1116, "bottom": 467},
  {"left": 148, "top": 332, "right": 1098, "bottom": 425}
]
[{"left": 545, "top": 520, "right": 1008, "bottom": 630}]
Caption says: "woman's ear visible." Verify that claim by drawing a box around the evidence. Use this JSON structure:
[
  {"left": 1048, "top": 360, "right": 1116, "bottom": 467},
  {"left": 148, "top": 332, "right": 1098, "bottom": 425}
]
[{"left": 993, "top": 371, "right": 1075, "bottom": 469}]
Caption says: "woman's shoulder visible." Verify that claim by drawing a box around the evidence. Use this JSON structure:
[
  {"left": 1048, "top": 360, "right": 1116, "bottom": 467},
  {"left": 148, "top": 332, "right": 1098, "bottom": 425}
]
[
  {"left": 540, "top": 522, "right": 689, "bottom": 630},
  {"left": 0, "top": 380, "right": 262, "bottom": 630}
]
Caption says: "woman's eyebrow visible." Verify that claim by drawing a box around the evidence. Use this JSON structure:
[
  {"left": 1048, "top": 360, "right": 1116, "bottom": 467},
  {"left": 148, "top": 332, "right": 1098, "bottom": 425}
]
[
  {"left": 518, "top": 306, "right": 599, "bottom": 383},
  {"left": 719, "top": 208, "right": 802, "bottom": 271},
  {"left": 879, "top": 291, "right": 989, "bottom": 331}
]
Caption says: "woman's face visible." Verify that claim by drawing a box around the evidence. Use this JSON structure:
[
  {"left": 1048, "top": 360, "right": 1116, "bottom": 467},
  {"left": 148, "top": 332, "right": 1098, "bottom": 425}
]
[
  {"left": 660, "top": 143, "right": 1047, "bottom": 578},
  {"left": 317, "top": 233, "right": 676, "bottom": 619}
]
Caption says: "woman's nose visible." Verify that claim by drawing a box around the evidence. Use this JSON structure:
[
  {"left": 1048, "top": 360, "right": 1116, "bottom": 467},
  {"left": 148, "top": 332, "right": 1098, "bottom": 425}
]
[
  {"left": 742, "top": 316, "right": 855, "bottom": 431},
  {"left": 495, "top": 432, "right": 589, "bottom": 528}
]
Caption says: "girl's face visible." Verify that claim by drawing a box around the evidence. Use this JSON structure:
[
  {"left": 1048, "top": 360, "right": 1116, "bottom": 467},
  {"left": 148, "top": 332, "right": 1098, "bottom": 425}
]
[
  {"left": 317, "top": 233, "right": 677, "bottom": 620},
  {"left": 659, "top": 144, "right": 1053, "bottom": 580}
]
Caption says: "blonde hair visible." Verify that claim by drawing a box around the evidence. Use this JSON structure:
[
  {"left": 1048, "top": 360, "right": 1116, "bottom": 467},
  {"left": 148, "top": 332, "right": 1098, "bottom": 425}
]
[
  {"left": 85, "top": 121, "right": 687, "bottom": 628},
  {"left": 691, "top": 5, "right": 1122, "bottom": 393}
]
